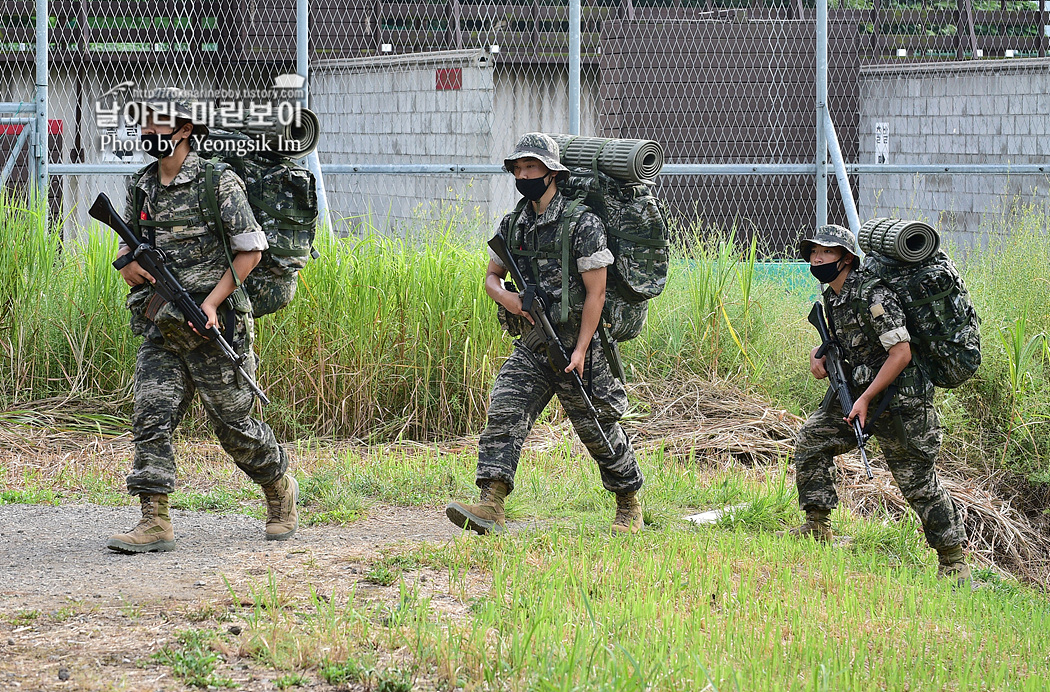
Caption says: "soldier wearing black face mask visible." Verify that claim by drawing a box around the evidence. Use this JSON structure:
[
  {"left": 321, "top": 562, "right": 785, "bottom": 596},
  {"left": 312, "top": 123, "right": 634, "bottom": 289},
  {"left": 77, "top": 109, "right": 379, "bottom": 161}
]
[
  {"left": 445, "top": 132, "right": 644, "bottom": 536},
  {"left": 106, "top": 87, "right": 296, "bottom": 555},
  {"left": 783, "top": 224, "right": 968, "bottom": 587}
]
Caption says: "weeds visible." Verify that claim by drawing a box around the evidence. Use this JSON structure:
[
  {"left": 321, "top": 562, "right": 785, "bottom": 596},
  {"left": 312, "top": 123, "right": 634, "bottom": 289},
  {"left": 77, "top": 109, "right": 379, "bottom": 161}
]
[
  {"left": 2, "top": 195, "right": 1047, "bottom": 479},
  {"left": 151, "top": 629, "right": 235, "bottom": 688},
  {"left": 274, "top": 672, "right": 307, "bottom": 689}
]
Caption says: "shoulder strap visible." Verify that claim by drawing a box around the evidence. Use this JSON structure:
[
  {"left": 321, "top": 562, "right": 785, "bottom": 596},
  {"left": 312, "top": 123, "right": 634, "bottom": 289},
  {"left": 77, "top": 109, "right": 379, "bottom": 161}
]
[
  {"left": 129, "top": 165, "right": 153, "bottom": 245},
  {"left": 558, "top": 197, "right": 588, "bottom": 323},
  {"left": 200, "top": 160, "right": 241, "bottom": 287}
]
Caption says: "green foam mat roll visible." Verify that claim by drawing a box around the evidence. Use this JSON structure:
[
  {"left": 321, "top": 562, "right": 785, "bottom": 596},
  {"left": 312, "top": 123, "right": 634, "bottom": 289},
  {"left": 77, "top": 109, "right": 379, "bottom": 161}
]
[
  {"left": 858, "top": 217, "right": 940, "bottom": 263},
  {"left": 548, "top": 134, "right": 664, "bottom": 183}
]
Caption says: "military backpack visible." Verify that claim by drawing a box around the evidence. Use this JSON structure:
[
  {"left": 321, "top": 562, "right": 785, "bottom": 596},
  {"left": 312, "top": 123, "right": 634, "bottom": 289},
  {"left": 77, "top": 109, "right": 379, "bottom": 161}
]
[
  {"left": 507, "top": 168, "right": 669, "bottom": 344},
  {"left": 131, "top": 152, "right": 318, "bottom": 318},
  {"left": 854, "top": 250, "right": 981, "bottom": 388}
]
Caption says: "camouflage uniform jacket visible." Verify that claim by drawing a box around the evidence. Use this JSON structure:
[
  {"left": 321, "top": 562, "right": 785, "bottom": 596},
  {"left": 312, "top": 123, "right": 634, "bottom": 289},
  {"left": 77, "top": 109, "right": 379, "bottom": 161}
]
[
  {"left": 824, "top": 267, "right": 931, "bottom": 400},
  {"left": 123, "top": 151, "right": 267, "bottom": 346},
  {"left": 489, "top": 190, "right": 613, "bottom": 345}
]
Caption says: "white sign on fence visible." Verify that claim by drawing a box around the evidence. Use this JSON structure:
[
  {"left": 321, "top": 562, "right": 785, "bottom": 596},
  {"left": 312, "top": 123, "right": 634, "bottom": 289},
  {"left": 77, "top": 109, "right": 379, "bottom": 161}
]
[{"left": 875, "top": 122, "right": 889, "bottom": 164}]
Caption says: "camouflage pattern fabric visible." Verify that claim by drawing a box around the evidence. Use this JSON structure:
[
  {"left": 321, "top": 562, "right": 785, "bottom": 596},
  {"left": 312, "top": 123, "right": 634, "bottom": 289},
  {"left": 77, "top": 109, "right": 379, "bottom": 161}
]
[
  {"left": 793, "top": 268, "right": 965, "bottom": 550},
  {"left": 503, "top": 132, "right": 569, "bottom": 179},
  {"left": 127, "top": 339, "right": 287, "bottom": 495},
  {"left": 477, "top": 340, "right": 642, "bottom": 495},
  {"left": 490, "top": 191, "right": 612, "bottom": 343},
  {"left": 124, "top": 151, "right": 265, "bottom": 294},
  {"left": 823, "top": 270, "right": 928, "bottom": 395},
  {"left": 121, "top": 150, "right": 282, "bottom": 497},
  {"left": 799, "top": 223, "right": 860, "bottom": 260}
]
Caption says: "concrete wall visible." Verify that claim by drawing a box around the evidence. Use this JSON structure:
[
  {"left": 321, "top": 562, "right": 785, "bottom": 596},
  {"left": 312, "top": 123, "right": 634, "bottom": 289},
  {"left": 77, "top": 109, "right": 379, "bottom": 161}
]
[
  {"left": 857, "top": 58, "right": 1050, "bottom": 249},
  {"left": 312, "top": 50, "right": 600, "bottom": 231}
]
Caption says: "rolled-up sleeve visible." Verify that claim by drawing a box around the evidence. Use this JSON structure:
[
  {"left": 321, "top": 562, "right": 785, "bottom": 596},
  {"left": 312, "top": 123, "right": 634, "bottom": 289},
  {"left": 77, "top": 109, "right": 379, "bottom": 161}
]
[
  {"left": 230, "top": 229, "right": 268, "bottom": 253},
  {"left": 867, "top": 284, "right": 911, "bottom": 352},
  {"left": 218, "top": 169, "right": 266, "bottom": 252},
  {"left": 487, "top": 246, "right": 506, "bottom": 269},
  {"left": 879, "top": 325, "right": 911, "bottom": 351},
  {"left": 577, "top": 248, "right": 613, "bottom": 272}
]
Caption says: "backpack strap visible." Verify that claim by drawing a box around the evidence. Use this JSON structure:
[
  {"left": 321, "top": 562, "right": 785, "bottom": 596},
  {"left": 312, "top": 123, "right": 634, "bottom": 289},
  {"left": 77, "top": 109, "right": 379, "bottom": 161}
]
[
  {"left": 508, "top": 195, "right": 588, "bottom": 325},
  {"left": 200, "top": 160, "right": 241, "bottom": 287},
  {"left": 129, "top": 165, "right": 153, "bottom": 246},
  {"left": 558, "top": 197, "right": 587, "bottom": 324},
  {"left": 133, "top": 164, "right": 197, "bottom": 249}
]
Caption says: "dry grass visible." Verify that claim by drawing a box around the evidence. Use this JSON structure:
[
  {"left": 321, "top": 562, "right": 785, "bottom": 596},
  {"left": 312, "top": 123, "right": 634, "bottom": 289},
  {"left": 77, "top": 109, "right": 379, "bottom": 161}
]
[{"left": 2, "top": 376, "right": 1047, "bottom": 587}]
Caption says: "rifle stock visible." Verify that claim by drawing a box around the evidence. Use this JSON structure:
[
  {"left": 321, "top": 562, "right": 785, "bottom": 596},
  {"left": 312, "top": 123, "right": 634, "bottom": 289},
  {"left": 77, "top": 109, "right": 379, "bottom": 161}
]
[
  {"left": 808, "top": 302, "right": 873, "bottom": 479},
  {"left": 90, "top": 192, "right": 270, "bottom": 406},
  {"left": 488, "top": 231, "right": 615, "bottom": 457}
]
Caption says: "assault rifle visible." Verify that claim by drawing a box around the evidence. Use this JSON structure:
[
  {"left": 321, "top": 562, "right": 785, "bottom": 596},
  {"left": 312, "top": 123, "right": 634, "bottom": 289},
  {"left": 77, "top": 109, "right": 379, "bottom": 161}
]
[
  {"left": 89, "top": 193, "right": 270, "bottom": 406},
  {"left": 488, "top": 231, "right": 615, "bottom": 458},
  {"left": 808, "top": 302, "right": 873, "bottom": 479}
]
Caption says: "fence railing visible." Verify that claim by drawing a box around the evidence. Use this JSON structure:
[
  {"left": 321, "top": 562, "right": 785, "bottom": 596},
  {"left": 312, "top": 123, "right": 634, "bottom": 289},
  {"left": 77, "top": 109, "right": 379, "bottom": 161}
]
[{"left": 3, "top": 1, "right": 1046, "bottom": 65}]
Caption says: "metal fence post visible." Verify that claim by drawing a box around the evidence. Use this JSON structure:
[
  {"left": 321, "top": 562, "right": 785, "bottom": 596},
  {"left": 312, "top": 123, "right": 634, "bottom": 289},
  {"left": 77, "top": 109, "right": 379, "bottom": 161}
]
[
  {"left": 298, "top": 0, "right": 331, "bottom": 229},
  {"left": 35, "top": 0, "right": 49, "bottom": 223},
  {"left": 568, "top": 0, "right": 581, "bottom": 135},
  {"left": 824, "top": 110, "right": 861, "bottom": 236},
  {"left": 815, "top": 0, "right": 828, "bottom": 229}
]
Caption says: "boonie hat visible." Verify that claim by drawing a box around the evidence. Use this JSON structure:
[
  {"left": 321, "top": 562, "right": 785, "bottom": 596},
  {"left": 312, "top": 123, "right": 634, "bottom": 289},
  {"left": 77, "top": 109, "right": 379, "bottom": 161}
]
[
  {"left": 138, "top": 86, "right": 209, "bottom": 135},
  {"left": 503, "top": 132, "right": 569, "bottom": 180},
  {"left": 799, "top": 224, "right": 860, "bottom": 261}
]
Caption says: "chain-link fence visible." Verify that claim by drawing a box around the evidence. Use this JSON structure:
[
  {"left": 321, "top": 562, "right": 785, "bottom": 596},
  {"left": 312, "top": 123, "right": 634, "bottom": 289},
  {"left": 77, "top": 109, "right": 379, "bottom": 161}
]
[{"left": 3, "top": 0, "right": 1050, "bottom": 252}]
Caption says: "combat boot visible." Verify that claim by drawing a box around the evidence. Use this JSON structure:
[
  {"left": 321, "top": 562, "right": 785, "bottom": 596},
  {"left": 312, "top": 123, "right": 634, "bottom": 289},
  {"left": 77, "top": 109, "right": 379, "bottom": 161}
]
[
  {"left": 107, "top": 494, "right": 176, "bottom": 553},
  {"left": 611, "top": 491, "right": 644, "bottom": 534},
  {"left": 936, "top": 545, "right": 971, "bottom": 589},
  {"left": 446, "top": 481, "right": 509, "bottom": 535},
  {"left": 261, "top": 474, "right": 299, "bottom": 541},
  {"left": 777, "top": 508, "right": 833, "bottom": 542}
]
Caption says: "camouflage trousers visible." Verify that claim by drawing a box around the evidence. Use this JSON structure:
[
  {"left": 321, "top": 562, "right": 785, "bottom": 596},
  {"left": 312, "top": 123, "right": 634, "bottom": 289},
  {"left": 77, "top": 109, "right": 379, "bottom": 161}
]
[
  {"left": 126, "top": 339, "right": 287, "bottom": 496},
  {"left": 477, "top": 340, "right": 643, "bottom": 495},
  {"left": 793, "top": 391, "right": 965, "bottom": 549}
]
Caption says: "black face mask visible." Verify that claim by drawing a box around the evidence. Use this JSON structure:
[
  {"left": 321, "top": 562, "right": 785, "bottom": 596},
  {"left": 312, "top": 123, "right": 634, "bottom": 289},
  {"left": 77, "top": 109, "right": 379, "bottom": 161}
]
[
  {"left": 140, "top": 132, "right": 178, "bottom": 159},
  {"left": 810, "top": 260, "right": 846, "bottom": 284},
  {"left": 515, "top": 175, "right": 552, "bottom": 202}
]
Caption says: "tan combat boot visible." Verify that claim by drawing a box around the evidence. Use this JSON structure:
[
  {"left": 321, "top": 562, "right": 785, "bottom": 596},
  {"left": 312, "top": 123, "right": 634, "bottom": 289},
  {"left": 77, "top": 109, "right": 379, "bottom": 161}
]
[
  {"left": 936, "top": 545, "right": 972, "bottom": 589},
  {"left": 611, "top": 491, "right": 644, "bottom": 534},
  {"left": 778, "top": 508, "right": 833, "bottom": 543},
  {"left": 446, "top": 481, "right": 509, "bottom": 535},
  {"left": 261, "top": 474, "right": 299, "bottom": 541},
  {"left": 107, "top": 494, "right": 176, "bottom": 553}
]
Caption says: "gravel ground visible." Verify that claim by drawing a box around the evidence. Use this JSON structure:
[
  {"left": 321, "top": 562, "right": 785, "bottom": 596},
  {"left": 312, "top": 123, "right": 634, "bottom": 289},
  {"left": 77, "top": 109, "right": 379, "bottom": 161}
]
[
  {"left": 0, "top": 503, "right": 461, "bottom": 610},
  {"left": 0, "top": 503, "right": 485, "bottom": 691}
]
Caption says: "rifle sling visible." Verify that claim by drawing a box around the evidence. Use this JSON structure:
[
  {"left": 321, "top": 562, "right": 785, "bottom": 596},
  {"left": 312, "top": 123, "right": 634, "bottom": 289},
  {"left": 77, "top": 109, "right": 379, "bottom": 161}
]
[{"left": 863, "top": 383, "right": 898, "bottom": 437}]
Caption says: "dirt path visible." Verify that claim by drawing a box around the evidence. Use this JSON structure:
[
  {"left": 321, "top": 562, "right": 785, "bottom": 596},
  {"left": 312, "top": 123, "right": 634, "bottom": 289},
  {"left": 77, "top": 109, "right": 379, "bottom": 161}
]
[
  {"left": 0, "top": 503, "right": 486, "bottom": 691},
  {"left": 1, "top": 503, "right": 459, "bottom": 609}
]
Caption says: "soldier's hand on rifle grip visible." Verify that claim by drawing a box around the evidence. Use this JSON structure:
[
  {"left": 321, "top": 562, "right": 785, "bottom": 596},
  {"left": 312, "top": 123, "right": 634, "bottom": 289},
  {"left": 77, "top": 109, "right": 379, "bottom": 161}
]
[
  {"left": 846, "top": 395, "right": 870, "bottom": 429},
  {"left": 499, "top": 290, "right": 534, "bottom": 325},
  {"left": 189, "top": 300, "right": 220, "bottom": 337},
  {"left": 810, "top": 346, "right": 828, "bottom": 380},
  {"left": 116, "top": 249, "right": 155, "bottom": 287}
]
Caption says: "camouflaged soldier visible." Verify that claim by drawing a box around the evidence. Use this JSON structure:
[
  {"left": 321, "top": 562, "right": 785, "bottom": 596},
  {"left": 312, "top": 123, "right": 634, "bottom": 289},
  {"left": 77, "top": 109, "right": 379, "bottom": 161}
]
[
  {"left": 445, "top": 133, "right": 644, "bottom": 535},
  {"left": 107, "top": 88, "right": 297, "bottom": 554},
  {"left": 785, "top": 224, "right": 969, "bottom": 586}
]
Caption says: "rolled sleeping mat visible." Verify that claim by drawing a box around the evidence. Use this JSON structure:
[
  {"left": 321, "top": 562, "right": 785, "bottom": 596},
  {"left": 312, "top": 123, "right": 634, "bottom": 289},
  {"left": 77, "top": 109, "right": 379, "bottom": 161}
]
[
  {"left": 548, "top": 134, "right": 664, "bottom": 183},
  {"left": 858, "top": 217, "right": 940, "bottom": 263},
  {"left": 238, "top": 107, "right": 320, "bottom": 158}
]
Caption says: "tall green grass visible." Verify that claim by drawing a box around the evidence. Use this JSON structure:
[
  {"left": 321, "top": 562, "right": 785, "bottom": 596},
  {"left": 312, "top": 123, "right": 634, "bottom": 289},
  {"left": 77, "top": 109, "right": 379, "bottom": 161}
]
[{"left": 0, "top": 194, "right": 1047, "bottom": 478}]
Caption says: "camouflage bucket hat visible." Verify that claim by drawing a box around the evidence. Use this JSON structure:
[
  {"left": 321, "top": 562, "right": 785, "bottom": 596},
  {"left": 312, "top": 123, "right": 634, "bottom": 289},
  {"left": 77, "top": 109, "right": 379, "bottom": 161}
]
[
  {"left": 138, "top": 86, "right": 209, "bottom": 135},
  {"left": 799, "top": 224, "right": 860, "bottom": 260},
  {"left": 503, "top": 132, "right": 569, "bottom": 179}
]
